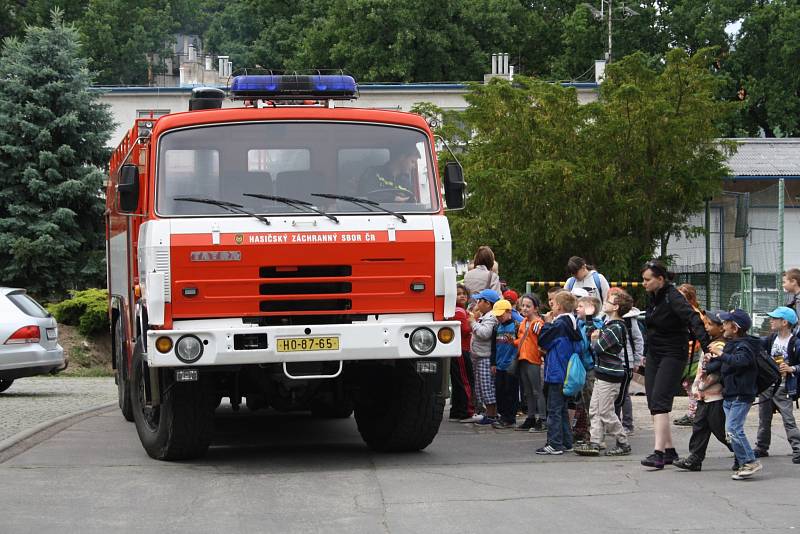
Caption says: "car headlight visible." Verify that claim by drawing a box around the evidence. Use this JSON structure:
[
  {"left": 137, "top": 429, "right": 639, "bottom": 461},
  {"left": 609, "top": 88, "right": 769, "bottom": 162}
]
[
  {"left": 175, "top": 335, "right": 203, "bottom": 363},
  {"left": 410, "top": 327, "right": 436, "bottom": 355}
]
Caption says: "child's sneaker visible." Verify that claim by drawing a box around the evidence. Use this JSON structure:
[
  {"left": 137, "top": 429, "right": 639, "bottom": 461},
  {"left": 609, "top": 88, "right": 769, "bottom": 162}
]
[
  {"left": 732, "top": 462, "right": 762, "bottom": 480},
  {"left": 460, "top": 414, "right": 483, "bottom": 423},
  {"left": 529, "top": 419, "right": 547, "bottom": 433},
  {"left": 473, "top": 415, "right": 497, "bottom": 426},
  {"left": 605, "top": 442, "right": 632, "bottom": 456},
  {"left": 515, "top": 418, "right": 535, "bottom": 431},
  {"left": 492, "top": 420, "right": 515, "bottom": 429},
  {"left": 641, "top": 450, "right": 665, "bottom": 469},
  {"left": 535, "top": 445, "right": 564, "bottom": 455},
  {"left": 574, "top": 442, "right": 601, "bottom": 456}
]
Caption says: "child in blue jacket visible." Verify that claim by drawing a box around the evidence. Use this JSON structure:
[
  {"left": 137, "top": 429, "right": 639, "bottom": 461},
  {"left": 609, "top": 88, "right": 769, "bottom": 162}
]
[
  {"left": 491, "top": 299, "right": 520, "bottom": 428},
  {"left": 536, "top": 290, "right": 583, "bottom": 455}
]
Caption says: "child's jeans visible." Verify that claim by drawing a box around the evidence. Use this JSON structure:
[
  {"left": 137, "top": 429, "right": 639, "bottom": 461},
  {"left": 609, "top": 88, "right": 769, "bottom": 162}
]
[
  {"left": 495, "top": 369, "right": 519, "bottom": 424},
  {"left": 519, "top": 361, "right": 545, "bottom": 421},
  {"left": 724, "top": 397, "right": 756, "bottom": 464},
  {"left": 546, "top": 385, "right": 573, "bottom": 451}
]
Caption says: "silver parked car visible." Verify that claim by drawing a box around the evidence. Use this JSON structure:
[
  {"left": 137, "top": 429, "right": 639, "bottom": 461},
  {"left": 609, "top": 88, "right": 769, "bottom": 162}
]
[{"left": 0, "top": 287, "right": 65, "bottom": 392}]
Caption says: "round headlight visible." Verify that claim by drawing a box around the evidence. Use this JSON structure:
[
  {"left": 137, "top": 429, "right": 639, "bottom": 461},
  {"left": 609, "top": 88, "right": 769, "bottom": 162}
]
[
  {"left": 410, "top": 328, "right": 436, "bottom": 355},
  {"left": 175, "top": 335, "right": 203, "bottom": 363}
]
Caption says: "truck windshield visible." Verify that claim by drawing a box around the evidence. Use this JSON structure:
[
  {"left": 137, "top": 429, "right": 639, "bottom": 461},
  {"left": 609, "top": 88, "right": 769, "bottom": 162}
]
[{"left": 156, "top": 122, "right": 439, "bottom": 216}]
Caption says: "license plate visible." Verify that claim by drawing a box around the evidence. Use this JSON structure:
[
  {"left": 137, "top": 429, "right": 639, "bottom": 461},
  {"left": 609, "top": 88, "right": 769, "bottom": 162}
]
[
  {"left": 46, "top": 328, "right": 57, "bottom": 340},
  {"left": 276, "top": 336, "right": 339, "bottom": 352}
]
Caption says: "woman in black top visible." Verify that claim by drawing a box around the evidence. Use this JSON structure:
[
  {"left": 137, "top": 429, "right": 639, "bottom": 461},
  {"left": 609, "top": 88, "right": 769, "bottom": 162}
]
[{"left": 640, "top": 260, "right": 710, "bottom": 469}]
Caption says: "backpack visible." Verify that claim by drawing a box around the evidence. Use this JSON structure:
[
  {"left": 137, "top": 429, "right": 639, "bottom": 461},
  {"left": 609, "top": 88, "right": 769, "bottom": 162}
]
[
  {"left": 563, "top": 350, "right": 587, "bottom": 397},
  {"left": 754, "top": 346, "right": 782, "bottom": 396},
  {"left": 577, "top": 323, "right": 595, "bottom": 371},
  {"left": 566, "top": 271, "right": 605, "bottom": 303}
]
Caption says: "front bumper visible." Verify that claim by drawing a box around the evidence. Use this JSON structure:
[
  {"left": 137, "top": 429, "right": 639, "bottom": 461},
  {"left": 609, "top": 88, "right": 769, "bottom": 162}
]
[{"left": 145, "top": 315, "right": 461, "bottom": 367}]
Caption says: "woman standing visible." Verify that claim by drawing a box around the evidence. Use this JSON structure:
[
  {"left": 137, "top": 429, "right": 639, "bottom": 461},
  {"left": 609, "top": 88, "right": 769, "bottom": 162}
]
[
  {"left": 640, "top": 260, "right": 710, "bottom": 470},
  {"left": 463, "top": 246, "right": 502, "bottom": 296}
]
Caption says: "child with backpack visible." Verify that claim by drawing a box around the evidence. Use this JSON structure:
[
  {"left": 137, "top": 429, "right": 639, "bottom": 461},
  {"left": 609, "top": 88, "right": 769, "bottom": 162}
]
[
  {"left": 574, "top": 290, "right": 634, "bottom": 456},
  {"left": 491, "top": 299, "right": 521, "bottom": 428},
  {"left": 705, "top": 309, "right": 763, "bottom": 480},
  {"left": 469, "top": 289, "right": 501, "bottom": 425},
  {"left": 536, "top": 291, "right": 582, "bottom": 455},
  {"left": 514, "top": 294, "right": 546, "bottom": 432},
  {"left": 754, "top": 306, "right": 800, "bottom": 464},
  {"left": 572, "top": 296, "right": 603, "bottom": 444},
  {"left": 674, "top": 310, "right": 734, "bottom": 472}
]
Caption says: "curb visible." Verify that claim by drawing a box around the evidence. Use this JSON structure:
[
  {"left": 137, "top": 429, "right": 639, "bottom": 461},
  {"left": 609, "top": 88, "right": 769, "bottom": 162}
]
[{"left": 0, "top": 401, "right": 117, "bottom": 459}]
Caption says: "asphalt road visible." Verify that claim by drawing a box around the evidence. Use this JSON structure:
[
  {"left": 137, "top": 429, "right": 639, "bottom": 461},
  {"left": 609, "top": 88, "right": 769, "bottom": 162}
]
[{"left": 1, "top": 399, "right": 797, "bottom": 534}]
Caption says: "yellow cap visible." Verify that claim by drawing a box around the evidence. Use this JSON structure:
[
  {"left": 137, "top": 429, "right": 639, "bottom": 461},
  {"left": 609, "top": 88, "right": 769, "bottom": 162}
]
[{"left": 491, "top": 299, "right": 513, "bottom": 316}]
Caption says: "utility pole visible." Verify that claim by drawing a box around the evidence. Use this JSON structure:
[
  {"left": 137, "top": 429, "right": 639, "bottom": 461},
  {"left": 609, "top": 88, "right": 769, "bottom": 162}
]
[{"left": 607, "top": 0, "right": 612, "bottom": 61}]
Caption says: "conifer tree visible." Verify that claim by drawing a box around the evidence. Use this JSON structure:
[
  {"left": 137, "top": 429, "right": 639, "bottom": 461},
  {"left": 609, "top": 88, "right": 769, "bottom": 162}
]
[{"left": 0, "top": 9, "right": 113, "bottom": 298}]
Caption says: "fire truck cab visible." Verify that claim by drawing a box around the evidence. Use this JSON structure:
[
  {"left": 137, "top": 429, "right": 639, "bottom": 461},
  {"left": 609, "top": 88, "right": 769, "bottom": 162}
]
[{"left": 106, "top": 75, "right": 466, "bottom": 460}]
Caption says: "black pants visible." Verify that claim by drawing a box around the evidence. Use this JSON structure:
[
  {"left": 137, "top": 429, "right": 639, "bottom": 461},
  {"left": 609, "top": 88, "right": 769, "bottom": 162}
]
[
  {"left": 495, "top": 369, "right": 519, "bottom": 424},
  {"left": 688, "top": 399, "right": 731, "bottom": 461},
  {"left": 449, "top": 351, "right": 474, "bottom": 419}
]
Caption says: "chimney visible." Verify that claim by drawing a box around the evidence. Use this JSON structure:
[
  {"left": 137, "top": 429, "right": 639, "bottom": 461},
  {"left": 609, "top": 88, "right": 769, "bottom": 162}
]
[
  {"left": 485, "top": 52, "right": 512, "bottom": 83},
  {"left": 595, "top": 60, "right": 606, "bottom": 83}
]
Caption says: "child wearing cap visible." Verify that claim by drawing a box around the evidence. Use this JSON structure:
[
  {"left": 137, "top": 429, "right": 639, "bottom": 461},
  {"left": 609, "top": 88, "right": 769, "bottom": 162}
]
[
  {"left": 491, "top": 299, "right": 520, "bottom": 428},
  {"left": 705, "top": 309, "right": 763, "bottom": 480},
  {"left": 754, "top": 306, "right": 800, "bottom": 464},
  {"left": 469, "top": 289, "right": 501, "bottom": 425},
  {"left": 674, "top": 311, "right": 734, "bottom": 472}
]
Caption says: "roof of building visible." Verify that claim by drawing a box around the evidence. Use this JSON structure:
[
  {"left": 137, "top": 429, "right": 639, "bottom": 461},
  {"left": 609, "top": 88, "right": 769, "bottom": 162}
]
[{"left": 726, "top": 138, "right": 800, "bottom": 179}]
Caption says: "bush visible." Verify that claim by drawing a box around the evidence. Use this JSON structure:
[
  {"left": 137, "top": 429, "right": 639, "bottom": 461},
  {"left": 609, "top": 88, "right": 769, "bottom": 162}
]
[{"left": 48, "top": 288, "right": 109, "bottom": 336}]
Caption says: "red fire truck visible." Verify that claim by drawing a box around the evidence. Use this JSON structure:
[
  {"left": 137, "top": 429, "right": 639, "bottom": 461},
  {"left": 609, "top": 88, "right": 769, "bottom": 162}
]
[{"left": 106, "top": 74, "right": 466, "bottom": 460}]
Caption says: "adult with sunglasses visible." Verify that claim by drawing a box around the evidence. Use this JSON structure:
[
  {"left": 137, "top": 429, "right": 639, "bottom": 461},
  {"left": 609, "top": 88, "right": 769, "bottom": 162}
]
[{"left": 640, "top": 260, "right": 710, "bottom": 469}]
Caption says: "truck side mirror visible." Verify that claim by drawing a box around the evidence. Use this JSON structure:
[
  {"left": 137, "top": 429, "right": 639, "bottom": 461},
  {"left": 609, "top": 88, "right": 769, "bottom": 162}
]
[
  {"left": 443, "top": 161, "right": 465, "bottom": 210},
  {"left": 118, "top": 164, "right": 140, "bottom": 213}
]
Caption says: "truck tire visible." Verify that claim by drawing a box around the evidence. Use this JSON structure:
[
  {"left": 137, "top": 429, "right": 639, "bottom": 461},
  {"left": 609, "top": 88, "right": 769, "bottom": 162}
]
[
  {"left": 113, "top": 317, "right": 134, "bottom": 422},
  {"left": 130, "top": 344, "right": 215, "bottom": 460},
  {"left": 0, "top": 379, "right": 13, "bottom": 393},
  {"left": 354, "top": 362, "right": 444, "bottom": 452}
]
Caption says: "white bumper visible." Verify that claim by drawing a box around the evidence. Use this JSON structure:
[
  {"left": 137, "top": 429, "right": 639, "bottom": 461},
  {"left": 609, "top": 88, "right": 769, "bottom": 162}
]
[{"left": 145, "top": 315, "right": 461, "bottom": 367}]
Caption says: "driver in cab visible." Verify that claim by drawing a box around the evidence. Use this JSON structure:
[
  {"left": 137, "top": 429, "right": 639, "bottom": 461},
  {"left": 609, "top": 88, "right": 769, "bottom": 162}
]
[{"left": 357, "top": 143, "right": 418, "bottom": 202}]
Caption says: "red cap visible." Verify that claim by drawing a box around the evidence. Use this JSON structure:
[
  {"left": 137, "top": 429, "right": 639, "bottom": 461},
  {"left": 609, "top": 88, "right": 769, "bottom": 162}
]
[{"left": 502, "top": 289, "right": 518, "bottom": 304}]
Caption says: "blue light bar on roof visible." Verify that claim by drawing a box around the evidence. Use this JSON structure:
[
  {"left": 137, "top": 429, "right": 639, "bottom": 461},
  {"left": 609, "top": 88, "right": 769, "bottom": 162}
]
[{"left": 230, "top": 74, "right": 358, "bottom": 100}]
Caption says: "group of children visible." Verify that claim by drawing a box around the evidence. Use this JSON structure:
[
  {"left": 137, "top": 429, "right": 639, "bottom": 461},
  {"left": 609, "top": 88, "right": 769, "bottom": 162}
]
[
  {"left": 452, "top": 280, "right": 642, "bottom": 457},
  {"left": 450, "top": 266, "right": 800, "bottom": 477}
]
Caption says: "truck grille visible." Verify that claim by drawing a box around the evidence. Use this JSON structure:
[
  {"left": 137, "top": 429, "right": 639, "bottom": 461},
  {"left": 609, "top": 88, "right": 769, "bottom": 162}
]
[{"left": 259, "top": 265, "right": 352, "bottom": 312}]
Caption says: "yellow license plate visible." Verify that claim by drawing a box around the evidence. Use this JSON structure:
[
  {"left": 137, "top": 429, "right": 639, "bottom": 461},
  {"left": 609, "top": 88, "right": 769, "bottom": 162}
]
[{"left": 276, "top": 336, "right": 340, "bottom": 352}]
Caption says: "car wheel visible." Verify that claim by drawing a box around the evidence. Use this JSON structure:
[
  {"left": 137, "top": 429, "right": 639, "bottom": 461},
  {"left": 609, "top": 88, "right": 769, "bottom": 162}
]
[
  {"left": 0, "top": 379, "right": 13, "bottom": 393},
  {"left": 129, "top": 342, "right": 215, "bottom": 461}
]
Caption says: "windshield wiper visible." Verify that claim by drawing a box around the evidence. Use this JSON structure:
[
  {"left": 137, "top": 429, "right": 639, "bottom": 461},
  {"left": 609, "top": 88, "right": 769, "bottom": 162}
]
[
  {"left": 174, "top": 197, "right": 271, "bottom": 226},
  {"left": 310, "top": 193, "right": 407, "bottom": 223},
  {"left": 242, "top": 193, "right": 339, "bottom": 223}
]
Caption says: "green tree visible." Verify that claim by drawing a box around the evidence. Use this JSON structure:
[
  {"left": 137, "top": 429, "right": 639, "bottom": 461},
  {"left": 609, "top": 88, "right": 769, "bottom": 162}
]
[
  {"left": 448, "top": 49, "right": 731, "bottom": 290},
  {"left": 0, "top": 10, "right": 114, "bottom": 298},
  {"left": 725, "top": 0, "right": 800, "bottom": 137},
  {"left": 77, "top": 0, "right": 177, "bottom": 85}
]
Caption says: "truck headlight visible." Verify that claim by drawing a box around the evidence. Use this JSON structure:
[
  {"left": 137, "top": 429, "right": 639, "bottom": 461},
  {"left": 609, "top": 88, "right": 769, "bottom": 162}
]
[
  {"left": 175, "top": 335, "right": 203, "bottom": 363},
  {"left": 410, "top": 328, "right": 436, "bottom": 355}
]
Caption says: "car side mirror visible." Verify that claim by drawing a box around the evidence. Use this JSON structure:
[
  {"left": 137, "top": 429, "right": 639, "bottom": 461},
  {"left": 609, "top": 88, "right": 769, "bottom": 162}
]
[
  {"left": 118, "top": 164, "right": 140, "bottom": 213},
  {"left": 443, "top": 161, "right": 465, "bottom": 210}
]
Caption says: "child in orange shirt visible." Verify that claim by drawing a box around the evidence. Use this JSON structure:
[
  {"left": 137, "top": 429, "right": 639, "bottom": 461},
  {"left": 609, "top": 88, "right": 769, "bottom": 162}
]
[{"left": 515, "top": 294, "right": 546, "bottom": 431}]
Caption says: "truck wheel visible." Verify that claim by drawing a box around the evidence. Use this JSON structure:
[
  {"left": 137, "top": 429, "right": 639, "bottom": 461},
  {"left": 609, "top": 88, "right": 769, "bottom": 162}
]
[
  {"left": 354, "top": 362, "right": 444, "bottom": 452},
  {"left": 114, "top": 318, "right": 134, "bottom": 422},
  {"left": 0, "top": 379, "right": 13, "bottom": 393},
  {"left": 129, "top": 345, "right": 215, "bottom": 460}
]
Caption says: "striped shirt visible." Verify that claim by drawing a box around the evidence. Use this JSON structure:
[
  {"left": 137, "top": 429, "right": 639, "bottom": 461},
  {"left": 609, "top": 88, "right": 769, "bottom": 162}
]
[{"left": 591, "top": 320, "right": 628, "bottom": 383}]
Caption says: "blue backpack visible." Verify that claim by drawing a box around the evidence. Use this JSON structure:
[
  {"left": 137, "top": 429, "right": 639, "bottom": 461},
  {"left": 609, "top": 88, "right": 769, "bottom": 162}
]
[
  {"left": 563, "top": 347, "right": 587, "bottom": 397},
  {"left": 566, "top": 271, "right": 605, "bottom": 304},
  {"left": 577, "top": 321, "right": 596, "bottom": 371}
]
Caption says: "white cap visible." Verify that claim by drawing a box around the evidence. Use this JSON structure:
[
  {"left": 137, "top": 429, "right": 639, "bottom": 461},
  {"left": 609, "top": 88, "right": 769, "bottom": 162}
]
[{"left": 570, "top": 287, "right": 589, "bottom": 298}]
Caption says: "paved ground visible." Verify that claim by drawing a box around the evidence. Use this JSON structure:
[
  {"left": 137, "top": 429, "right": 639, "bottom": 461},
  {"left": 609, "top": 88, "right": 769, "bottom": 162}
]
[
  {"left": 1, "top": 393, "right": 797, "bottom": 533},
  {"left": 0, "top": 377, "right": 116, "bottom": 442}
]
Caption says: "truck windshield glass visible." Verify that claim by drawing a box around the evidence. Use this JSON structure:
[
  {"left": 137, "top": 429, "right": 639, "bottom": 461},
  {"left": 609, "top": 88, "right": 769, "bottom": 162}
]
[{"left": 156, "top": 122, "right": 438, "bottom": 216}]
